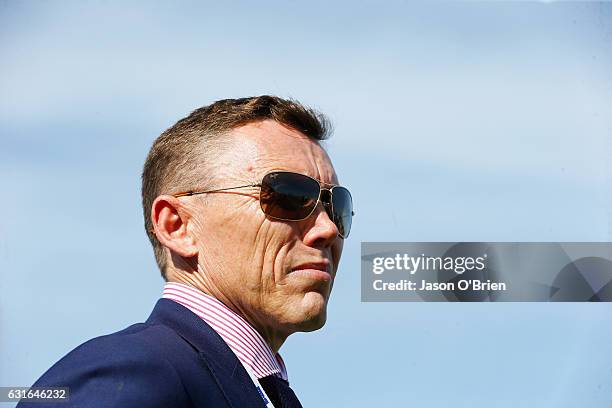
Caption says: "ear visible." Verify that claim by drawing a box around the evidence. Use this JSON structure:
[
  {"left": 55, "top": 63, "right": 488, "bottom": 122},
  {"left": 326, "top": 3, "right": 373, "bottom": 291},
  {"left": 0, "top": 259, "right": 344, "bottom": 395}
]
[{"left": 151, "top": 195, "right": 199, "bottom": 258}]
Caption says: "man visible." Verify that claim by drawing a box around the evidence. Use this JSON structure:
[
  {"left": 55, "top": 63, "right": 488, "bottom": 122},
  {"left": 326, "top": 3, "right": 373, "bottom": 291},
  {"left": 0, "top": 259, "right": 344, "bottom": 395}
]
[{"left": 18, "top": 96, "right": 353, "bottom": 407}]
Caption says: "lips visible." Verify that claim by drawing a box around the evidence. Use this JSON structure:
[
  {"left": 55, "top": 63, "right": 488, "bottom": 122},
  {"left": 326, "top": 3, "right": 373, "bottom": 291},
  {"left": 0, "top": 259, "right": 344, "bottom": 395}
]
[
  {"left": 291, "top": 262, "right": 331, "bottom": 273},
  {"left": 290, "top": 262, "right": 332, "bottom": 282}
]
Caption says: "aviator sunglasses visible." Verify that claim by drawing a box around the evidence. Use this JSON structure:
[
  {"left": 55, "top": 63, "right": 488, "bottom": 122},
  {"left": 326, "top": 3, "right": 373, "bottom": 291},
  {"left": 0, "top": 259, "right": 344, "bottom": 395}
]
[{"left": 172, "top": 171, "right": 354, "bottom": 238}]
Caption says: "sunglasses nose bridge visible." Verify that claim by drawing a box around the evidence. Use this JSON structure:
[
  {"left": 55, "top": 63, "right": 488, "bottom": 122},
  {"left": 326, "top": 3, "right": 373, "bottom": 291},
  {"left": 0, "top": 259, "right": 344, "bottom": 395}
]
[
  {"left": 319, "top": 187, "right": 332, "bottom": 204},
  {"left": 318, "top": 188, "right": 334, "bottom": 218}
]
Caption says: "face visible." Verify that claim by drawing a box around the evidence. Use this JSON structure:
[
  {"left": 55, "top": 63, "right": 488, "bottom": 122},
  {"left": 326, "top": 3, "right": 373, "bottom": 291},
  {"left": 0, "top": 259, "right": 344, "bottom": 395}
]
[{"left": 188, "top": 120, "right": 344, "bottom": 340}]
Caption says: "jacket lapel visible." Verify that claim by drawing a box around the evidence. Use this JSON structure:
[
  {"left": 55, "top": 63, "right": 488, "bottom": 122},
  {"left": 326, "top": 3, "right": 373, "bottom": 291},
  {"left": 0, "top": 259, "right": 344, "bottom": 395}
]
[{"left": 146, "top": 299, "right": 267, "bottom": 408}]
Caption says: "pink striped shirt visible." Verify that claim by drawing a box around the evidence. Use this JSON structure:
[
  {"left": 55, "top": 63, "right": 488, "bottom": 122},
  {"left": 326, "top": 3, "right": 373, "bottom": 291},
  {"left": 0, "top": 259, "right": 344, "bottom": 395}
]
[{"left": 162, "top": 282, "right": 288, "bottom": 380}]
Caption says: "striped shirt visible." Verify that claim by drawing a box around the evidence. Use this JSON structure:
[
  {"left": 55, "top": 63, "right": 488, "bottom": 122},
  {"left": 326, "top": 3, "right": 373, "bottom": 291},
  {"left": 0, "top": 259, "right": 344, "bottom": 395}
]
[{"left": 162, "top": 282, "right": 288, "bottom": 380}]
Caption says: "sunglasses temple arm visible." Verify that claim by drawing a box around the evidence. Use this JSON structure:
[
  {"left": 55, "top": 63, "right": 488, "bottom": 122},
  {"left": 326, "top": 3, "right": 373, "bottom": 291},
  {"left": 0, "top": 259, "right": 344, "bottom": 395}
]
[{"left": 174, "top": 183, "right": 261, "bottom": 197}]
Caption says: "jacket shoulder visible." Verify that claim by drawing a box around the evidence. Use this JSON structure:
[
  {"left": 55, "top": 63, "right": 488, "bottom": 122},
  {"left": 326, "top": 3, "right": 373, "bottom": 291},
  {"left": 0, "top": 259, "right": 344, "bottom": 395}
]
[{"left": 22, "top": 323, "right": 200, "bottom": 408}]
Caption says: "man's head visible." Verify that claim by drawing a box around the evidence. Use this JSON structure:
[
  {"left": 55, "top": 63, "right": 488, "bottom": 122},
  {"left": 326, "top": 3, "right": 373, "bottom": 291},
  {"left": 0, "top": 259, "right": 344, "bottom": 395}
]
[{"left": 141, "top": 96, "right": 349, "bottom": 346}]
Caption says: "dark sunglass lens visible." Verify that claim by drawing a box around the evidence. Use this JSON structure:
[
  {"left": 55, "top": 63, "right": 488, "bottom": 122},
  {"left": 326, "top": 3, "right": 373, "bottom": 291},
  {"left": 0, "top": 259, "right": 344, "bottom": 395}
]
[
  {"left": 332, "top": 187, "right": 353, "bottom": 238},
  {"left": 260, "top": 172, "right": 320, "bottom": 220}
]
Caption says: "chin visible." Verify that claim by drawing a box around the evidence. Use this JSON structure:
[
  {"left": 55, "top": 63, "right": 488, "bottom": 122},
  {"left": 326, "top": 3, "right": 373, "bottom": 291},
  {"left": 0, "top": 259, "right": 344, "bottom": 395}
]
[
  {"left": 298, "top": 313, "right": 327, "bottom": 332},
  {"left": 292, "top": 292, "right": 329, "bottom": 332}
]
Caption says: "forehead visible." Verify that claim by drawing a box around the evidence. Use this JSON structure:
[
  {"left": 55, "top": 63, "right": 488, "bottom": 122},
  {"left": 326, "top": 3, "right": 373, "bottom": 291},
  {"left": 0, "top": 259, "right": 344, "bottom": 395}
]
[{"left": 226, "top": 120, "right": 339, "bottom": 185}]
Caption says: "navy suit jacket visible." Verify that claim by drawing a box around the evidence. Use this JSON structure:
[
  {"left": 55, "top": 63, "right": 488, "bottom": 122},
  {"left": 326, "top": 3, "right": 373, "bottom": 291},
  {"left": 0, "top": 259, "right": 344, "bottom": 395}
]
[{"left": 18, "top": 299, "right": 272, "bottom": 407}]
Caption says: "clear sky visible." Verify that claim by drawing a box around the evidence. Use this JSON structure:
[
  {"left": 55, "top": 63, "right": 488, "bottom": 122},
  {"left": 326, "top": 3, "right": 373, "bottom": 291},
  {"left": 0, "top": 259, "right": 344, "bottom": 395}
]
[{"left": 1, "top": 1, "right": 612, "bottom": 407}]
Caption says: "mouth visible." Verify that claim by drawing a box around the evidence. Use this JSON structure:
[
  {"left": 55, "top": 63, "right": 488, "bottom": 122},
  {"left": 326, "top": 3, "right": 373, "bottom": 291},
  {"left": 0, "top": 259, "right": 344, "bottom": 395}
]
[{"left": 290, "top": 262, "right": 332, "bottom": 282}]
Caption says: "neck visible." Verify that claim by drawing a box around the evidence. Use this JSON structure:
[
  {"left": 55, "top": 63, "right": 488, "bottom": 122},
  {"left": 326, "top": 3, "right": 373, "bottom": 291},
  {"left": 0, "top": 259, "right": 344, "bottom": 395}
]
[{"left": 167, "top": 271, "right": 288, "bottom": 354}]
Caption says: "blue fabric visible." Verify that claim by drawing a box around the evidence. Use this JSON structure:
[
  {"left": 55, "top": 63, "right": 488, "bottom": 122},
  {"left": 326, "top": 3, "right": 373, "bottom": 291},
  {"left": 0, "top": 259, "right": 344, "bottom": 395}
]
[{"left": 17, "top": 299, "right": 272, "bottom": 407}]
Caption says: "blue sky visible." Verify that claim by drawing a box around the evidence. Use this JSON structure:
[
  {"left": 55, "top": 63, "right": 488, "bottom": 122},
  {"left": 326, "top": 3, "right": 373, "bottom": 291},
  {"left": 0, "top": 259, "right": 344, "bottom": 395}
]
[{"left": 1, "top": 1, "right": 612, "bottom": 407}]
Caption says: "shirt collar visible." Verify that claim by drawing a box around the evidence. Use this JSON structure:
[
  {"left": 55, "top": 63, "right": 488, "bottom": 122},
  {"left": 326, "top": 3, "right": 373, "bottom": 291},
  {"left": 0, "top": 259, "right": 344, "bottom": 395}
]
[{"left": 162, "top": 282, "right": 288, "bottom": 380}]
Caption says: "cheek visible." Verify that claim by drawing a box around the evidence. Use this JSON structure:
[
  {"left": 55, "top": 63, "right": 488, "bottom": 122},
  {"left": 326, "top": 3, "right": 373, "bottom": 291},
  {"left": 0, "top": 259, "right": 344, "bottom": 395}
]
[
  {"left": 194, "top": 201, "right": 266, "bottom": 280},
  {"left": 259, "top": 227, "right": 298, "bottom": 288}
]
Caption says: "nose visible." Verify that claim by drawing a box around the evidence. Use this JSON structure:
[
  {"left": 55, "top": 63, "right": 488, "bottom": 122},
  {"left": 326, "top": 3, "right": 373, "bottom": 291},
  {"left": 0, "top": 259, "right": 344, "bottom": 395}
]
[{"left": 302, "top": 200, "right": 340, "bottom": 248}]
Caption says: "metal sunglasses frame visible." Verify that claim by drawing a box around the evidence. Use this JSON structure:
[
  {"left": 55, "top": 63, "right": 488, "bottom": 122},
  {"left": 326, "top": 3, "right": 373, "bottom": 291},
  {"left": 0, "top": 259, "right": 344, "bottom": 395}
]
[{"left": 169, "top": 170, "right": 354, "bottom": 238}]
